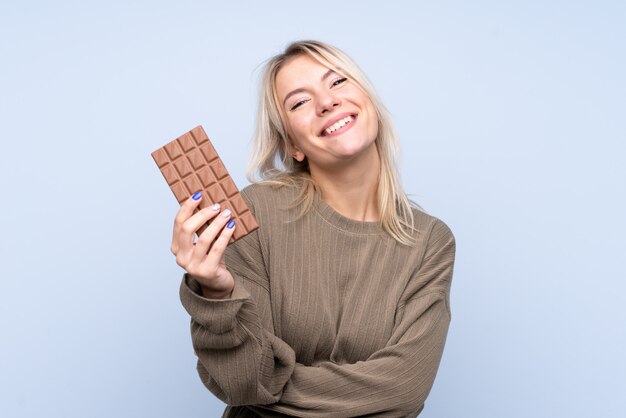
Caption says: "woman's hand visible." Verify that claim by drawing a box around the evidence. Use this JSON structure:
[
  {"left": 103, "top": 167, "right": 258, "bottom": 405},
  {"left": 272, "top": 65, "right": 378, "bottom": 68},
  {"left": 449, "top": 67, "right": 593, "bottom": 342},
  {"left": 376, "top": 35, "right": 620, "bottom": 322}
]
[{"left": 171, "top": 192, "right": 236, "bottom": 299}]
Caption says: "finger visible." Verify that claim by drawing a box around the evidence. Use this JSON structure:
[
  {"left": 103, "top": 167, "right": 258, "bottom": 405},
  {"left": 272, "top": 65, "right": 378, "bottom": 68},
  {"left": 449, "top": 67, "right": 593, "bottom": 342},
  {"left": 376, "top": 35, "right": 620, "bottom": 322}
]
[
  {"left": 177, "top": 203, "right": 223, "bottom": 256},
  {"left": 174, "top": 191, "right": 204, "bottom": 231},
  {"left": 204, "top": 217, "right": 236, "bottom": 267},
  {"left": 171, "top": 191, "right": 204, "bottom": 254},
  {"left": 192, "top": 208, "right": 233, "bottom": 258}
]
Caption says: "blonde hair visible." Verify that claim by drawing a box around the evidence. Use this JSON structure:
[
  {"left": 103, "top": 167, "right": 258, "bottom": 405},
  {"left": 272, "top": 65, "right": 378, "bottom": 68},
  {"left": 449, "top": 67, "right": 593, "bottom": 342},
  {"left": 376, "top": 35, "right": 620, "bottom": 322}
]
[{"left": 247, "top": 40, "right": 417, "bottom": 246}]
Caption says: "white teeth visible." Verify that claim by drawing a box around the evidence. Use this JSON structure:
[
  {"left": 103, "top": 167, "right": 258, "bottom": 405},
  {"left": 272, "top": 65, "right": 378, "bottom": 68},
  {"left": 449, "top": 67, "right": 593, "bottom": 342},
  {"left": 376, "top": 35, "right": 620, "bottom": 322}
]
[{"left": 324, "top": 116, "right": 353, "bottom": 135}]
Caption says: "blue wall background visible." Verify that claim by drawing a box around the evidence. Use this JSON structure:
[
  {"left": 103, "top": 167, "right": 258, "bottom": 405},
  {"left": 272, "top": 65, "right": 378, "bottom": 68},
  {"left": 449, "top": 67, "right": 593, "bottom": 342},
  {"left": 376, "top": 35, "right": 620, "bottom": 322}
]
[{"left": 1, "top": 1, "right": 624, "bottom": 417}]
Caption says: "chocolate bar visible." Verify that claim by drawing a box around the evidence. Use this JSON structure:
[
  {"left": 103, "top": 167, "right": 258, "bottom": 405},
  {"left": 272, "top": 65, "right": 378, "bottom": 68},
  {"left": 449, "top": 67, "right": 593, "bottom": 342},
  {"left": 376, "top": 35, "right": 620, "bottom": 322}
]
[{"left": 151, "top": 125, "right": 258, "bottom": 242}]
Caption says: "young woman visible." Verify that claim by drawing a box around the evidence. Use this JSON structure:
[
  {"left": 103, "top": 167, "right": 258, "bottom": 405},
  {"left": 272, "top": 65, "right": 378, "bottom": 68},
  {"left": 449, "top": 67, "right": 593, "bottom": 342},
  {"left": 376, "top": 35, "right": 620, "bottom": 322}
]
[{"left": 171, "top": 40, "right": 456, "bottom": 417}]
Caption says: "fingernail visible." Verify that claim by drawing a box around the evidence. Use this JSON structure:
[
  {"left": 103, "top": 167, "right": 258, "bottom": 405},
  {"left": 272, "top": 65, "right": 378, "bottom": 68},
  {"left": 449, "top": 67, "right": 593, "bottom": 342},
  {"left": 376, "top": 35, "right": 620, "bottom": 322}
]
[
  {"left": 222, "top": 209, "right": 231, "bottom": 218},
  {"left": 192, "top": 191, "right": 202, "bottom": 200},
  {"left": 227, "top": 220, "right": 235, "bottom": 229},
  {"left": 211, "top": 203, "right": 220, "bottom": 211}
]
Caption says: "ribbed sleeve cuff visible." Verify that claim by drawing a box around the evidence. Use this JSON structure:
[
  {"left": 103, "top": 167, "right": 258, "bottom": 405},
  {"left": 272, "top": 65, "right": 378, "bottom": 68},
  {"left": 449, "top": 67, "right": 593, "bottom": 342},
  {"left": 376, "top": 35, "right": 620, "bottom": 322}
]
[{"left": 179, "top": 273, "right": 251, "bottom": 333}]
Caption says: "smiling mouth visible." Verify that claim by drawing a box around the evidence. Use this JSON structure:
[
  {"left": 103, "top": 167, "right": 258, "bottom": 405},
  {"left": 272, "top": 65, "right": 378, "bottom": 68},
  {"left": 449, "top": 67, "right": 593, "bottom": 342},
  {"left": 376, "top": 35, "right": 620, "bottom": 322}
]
[{"left": 320, "top": 114, "right": 357, "bottom": 137}]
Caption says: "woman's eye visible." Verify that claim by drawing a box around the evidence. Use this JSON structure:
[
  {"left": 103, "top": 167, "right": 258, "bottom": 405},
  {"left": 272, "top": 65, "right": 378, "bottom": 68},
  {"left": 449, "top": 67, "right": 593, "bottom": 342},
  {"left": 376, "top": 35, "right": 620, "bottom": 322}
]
[
  {"left": 290, "top": 99, "right": 308, "bottom": 111},
  {"left": 332, "top": 77, "right": 348, "bottom": 87}
]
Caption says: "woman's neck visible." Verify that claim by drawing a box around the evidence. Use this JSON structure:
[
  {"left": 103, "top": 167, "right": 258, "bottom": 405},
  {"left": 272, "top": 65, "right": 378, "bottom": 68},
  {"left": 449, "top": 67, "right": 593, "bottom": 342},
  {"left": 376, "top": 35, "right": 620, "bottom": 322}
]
[{"left": 310, "top": 145, "right": 381, "bottom": 222}]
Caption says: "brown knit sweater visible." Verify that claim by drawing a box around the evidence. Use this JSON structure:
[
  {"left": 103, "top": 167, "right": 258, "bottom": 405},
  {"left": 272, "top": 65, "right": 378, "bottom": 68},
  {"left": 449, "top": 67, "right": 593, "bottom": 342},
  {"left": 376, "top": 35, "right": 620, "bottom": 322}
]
[{"left": 179, "top": 181, "right": 456, "bottom": 417}]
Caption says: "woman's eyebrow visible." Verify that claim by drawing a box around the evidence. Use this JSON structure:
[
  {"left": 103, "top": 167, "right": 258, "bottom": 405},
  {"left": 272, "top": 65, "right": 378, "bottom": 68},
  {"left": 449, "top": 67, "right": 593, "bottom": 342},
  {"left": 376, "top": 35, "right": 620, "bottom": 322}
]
[{"left": 282, "top": 69, "right": 337, "bottom": 106}]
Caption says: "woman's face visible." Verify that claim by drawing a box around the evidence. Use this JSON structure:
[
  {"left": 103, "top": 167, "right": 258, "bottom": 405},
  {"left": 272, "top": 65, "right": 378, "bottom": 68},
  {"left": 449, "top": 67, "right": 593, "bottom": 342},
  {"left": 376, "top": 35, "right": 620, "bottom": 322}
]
[{"left": 275, "top": 55, "right": 379, "bottom": 172}]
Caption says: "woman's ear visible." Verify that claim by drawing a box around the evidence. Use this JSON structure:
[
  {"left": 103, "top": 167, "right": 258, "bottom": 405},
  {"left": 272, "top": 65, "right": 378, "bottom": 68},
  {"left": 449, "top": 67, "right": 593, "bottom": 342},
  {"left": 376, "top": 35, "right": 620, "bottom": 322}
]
[
  {"left": 292, "top": 147, "right": 306, "bottom": 162},
  {"left": 287, "top": 140, "right": 305, "bottom": 162}
]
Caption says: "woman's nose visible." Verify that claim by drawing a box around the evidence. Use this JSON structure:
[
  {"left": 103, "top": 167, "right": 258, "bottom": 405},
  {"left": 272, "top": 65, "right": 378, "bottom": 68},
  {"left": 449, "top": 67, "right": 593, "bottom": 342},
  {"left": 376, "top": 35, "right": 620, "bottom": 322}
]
[{"left": 317, "top": 92, "right": 340, "bottom": 115}]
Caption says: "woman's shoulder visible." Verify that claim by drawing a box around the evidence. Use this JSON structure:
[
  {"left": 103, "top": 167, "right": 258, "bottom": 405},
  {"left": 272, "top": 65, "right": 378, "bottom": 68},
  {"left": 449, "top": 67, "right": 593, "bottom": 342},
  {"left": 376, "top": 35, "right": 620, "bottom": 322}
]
[
  {"left": 240, "top": 179, "right": 302, "bottom": 215},
  {"left": 409, "top": 205, "right": 455, "bottom": 245}
]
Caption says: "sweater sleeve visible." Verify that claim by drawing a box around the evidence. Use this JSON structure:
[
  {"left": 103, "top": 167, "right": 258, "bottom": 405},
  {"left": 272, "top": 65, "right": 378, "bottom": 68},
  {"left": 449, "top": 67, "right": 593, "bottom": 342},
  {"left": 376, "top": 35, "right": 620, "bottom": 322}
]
[
  {"left": 179, "top": 224, "right": 297, "bottom": 406},
  {"left": 179, "top": 187, "right": 298, "bottom": 406},
  {"left": 179, "top": 213, "right": 455, "bottom": 416}
]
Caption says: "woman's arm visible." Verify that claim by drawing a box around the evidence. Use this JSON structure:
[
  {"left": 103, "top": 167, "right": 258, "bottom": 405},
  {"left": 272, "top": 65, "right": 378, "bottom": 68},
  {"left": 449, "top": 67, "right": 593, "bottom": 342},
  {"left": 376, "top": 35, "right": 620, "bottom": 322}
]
[{"left": 179, "top": 221, "right": 297, "bottom": 405}]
